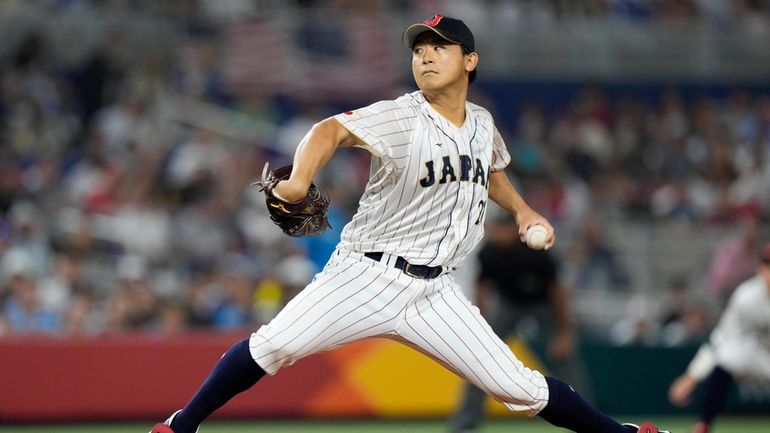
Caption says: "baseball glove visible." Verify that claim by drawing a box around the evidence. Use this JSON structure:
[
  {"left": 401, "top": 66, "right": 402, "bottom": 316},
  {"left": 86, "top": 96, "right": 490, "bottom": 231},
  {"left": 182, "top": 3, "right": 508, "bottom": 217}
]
[{"left": 253, "top": 164, "right": 331, "bottom": 237}]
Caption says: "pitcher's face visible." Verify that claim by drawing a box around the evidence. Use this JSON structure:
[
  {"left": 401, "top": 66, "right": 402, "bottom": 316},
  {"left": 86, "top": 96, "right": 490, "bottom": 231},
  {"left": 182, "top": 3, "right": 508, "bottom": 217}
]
[{"left": 411, "top": 34, "right": 476, "bottom": 92}]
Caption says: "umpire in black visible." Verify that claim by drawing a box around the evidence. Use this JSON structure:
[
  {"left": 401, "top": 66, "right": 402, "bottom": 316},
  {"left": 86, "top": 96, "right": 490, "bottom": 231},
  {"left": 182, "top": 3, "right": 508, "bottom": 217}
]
[{"left": 450, "top": 210, "right": 591, "bottom": 433}]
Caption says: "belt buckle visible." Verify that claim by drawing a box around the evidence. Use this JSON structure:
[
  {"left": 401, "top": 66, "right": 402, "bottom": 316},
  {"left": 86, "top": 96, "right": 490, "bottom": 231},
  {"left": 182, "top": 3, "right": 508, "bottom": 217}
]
[{"left": 402, "top": 263, "right": 425, "bottom": 279}]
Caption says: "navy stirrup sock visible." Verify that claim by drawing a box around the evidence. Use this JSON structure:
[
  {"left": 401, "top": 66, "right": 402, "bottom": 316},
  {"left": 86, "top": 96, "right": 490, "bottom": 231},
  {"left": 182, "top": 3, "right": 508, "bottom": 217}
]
[
  {"left": 538, "top": 376, "right": 630, "bottom": 433},
  {"left": 172, "top": 338, "right": 266, "bottom": 433},
  {"left": 699, "top": 366, "right": 734, "bottom": 425}
]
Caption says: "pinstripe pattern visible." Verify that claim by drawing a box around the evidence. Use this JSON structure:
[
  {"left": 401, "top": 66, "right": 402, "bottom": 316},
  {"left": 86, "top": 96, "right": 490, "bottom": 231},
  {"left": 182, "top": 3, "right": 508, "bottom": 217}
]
[
  {"left": 333, "top": 91, "right": 510, "bottom": 269},
  {"left": 249, "top": 251, "right": 549, "bottom": 413}
]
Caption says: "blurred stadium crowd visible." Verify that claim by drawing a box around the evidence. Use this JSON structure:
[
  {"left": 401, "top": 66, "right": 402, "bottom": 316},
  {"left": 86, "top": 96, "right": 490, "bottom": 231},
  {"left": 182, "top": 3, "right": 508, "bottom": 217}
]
[{"left": 0, "top": 0, "right": 769, "bottom": 342}]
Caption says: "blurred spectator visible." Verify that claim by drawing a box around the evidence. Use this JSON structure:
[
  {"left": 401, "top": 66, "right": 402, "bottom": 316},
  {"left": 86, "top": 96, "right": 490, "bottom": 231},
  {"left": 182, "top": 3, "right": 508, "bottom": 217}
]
[
  {"left": 6, "top": 201, "right": 52, "bottom": 277},
  {"left": 109, "top": 191, "right": 173, "bottom": 262},
  {"left": 210, "top": 270, "right": 255, "bottom": 330},
  {"left": 509, "top": 103, "right": 550, "bottom": 179},
  {"left": 567, "top": 217, "right": 631, "bottom": 292},
  {"left": 166, "top": 129, "right": 227, "bottom": 204},
  {"left": 37, "top": 253, "right": 80, "bottom": 317},
  {"left": 183, "top": 270, "right": 219, "bottom": 328},
  {"left": 172, "top": 195, "right": 232, "bottom": 267},
  {"left": 63, "top": 285, "right": 101, "bottom": 335},
  {"left": 658, "top": 89, "right": 690, "bottom": 144},
  {"left": 64, "top": 135, "right": 123, "bottom": 214},
  {"left": 154, "top": 299, "right": 190, "bottom": 335},
  {"left": 657, "top": 275, "right": 711, "bottom": 346},
  {"left": 609, "top": 293, "right": 661, "bottom": 345},
  {"left": 94, "top": 96, "right": 152, "bottom": 160},
  {"left": 1, "top": 250, "right": 60, "bottom": 334},
  {"left": 550, "top": 92, "right": 607, "bottom": 183},
  {"left": 650, "top": 179, "right": 699, "bottom": 223},
  {"left": 104, "top": 255, "right": 160, "bottom": 333}
]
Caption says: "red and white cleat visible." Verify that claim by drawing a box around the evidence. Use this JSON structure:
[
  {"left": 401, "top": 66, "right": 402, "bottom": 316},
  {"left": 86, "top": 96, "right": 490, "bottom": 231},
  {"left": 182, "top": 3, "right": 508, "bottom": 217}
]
[
  {"left": 149, "top": 410, "right": 199, "bottom": 433},
  {"left": 623, "top": 421, "right": 671, "bottom": 433},
  {"left": 150, "top": 423, "right": 175, "bottom": 433}
]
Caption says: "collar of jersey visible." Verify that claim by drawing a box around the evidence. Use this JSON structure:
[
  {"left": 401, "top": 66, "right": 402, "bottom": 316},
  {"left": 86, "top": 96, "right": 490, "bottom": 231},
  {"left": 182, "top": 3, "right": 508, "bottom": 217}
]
[{"left": 418, "top": 91, "right": 472, "bottom": 131}]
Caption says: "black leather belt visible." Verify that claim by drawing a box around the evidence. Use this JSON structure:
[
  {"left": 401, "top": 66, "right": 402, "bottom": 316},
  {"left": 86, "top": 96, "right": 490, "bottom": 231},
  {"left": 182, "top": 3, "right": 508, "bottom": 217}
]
[{"left": 364, "top": 252, "right": 443, "bottom": 279}]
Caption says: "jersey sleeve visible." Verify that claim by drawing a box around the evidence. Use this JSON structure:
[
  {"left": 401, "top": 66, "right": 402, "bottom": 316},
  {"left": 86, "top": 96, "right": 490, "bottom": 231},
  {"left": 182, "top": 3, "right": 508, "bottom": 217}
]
[
  {"left": 333, "top": 99, "right": 414, "bottom": 158},
  {"left": 490, "top": 125, "right": 511, "bottom": 172}
]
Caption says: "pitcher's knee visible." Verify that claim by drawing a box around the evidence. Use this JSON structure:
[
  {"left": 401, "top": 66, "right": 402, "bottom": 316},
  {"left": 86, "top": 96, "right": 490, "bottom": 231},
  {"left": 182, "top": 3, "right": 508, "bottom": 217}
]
[
  {"left": 248, "top": 329, "right": 306, "bottom": 375},
  {"left": 487, "top": 373, "right": 549, "bottom": 415}
]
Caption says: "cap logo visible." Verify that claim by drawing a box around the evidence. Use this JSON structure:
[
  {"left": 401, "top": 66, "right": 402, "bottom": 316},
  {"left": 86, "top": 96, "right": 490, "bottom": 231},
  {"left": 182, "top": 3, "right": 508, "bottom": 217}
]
[{"left": 424, "top": 14, "right": 443, "bottom": 27}]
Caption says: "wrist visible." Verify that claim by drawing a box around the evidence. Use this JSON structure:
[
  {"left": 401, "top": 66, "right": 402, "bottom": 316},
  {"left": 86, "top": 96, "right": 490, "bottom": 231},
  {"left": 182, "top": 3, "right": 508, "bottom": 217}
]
[{"left": 274, "top": 180, "right": 308, "bottom": 203}]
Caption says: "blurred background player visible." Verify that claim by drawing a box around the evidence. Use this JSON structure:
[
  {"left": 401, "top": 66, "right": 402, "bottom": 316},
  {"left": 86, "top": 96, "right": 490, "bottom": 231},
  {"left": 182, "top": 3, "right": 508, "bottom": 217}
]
[
  {"left": 450, "top": 210, "right": 590, "bottom": 433},
  {"left": 669, "top": 242, "right": 770, "bottom": 433}
]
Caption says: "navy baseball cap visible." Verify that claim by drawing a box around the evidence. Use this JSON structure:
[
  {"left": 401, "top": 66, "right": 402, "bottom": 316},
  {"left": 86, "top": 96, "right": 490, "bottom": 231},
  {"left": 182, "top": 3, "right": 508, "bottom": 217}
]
[{"left": 402, "top": 14, "right": 475, "bottom": 53}]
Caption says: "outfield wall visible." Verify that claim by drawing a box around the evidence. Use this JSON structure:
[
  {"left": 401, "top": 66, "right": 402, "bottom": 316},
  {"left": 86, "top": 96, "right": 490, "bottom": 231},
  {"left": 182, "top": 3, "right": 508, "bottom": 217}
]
[
  {"left": 2, "top": 332, "right": 512, "bottom": 422},
  {"left": 1, "top": 333, "right": 767, "bottom": 422}
]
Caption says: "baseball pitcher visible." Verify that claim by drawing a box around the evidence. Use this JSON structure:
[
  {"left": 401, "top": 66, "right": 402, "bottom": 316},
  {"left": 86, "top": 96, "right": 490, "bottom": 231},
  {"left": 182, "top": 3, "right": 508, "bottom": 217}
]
[{"left": 152, "top": 15, "right": 668, "bottom": 433}]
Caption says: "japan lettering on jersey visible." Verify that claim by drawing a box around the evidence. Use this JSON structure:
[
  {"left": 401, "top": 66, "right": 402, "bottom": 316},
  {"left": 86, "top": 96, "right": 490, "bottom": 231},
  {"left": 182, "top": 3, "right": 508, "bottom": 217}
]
[{"left": 334, "top": 91, "right": 510, "bottom": 269}]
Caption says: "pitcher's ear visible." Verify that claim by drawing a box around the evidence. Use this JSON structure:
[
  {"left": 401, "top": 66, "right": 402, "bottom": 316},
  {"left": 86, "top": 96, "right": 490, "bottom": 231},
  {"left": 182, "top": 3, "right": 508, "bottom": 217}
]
[{"left": 466, "top": 52, "right": 479, "bottom": 72}]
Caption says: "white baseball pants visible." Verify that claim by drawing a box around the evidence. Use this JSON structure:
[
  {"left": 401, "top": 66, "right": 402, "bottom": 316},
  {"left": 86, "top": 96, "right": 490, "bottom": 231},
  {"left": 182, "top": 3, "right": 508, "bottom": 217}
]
[{"left": 249, "top": 249, "right": 549, "bottom": 415}]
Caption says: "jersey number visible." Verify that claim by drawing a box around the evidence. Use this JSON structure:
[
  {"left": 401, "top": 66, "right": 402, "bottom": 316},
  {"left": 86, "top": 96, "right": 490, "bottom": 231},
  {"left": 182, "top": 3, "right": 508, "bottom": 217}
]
[{"left": 474, "top": 200, "right": 486, "bottom": 225}]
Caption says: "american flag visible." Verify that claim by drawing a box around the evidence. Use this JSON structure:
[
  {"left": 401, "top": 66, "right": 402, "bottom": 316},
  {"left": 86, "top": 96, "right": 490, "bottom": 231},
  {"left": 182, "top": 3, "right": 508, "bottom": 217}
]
[{"left": 224, "top": 12, "right": 401, "bottom": 102}]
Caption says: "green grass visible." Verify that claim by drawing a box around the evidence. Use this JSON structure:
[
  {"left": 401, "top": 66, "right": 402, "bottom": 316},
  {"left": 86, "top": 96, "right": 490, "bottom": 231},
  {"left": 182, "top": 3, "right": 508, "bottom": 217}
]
[{"left": 1, "top": 417, "right": 768, "bottom": 433}]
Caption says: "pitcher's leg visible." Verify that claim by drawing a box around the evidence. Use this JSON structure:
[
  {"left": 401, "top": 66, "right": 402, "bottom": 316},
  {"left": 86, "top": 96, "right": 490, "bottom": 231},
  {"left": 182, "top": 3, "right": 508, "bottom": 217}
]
[
  {"left": 398, "top": 278, "right": 648, "bottom": 433},
  {"left": 167, "top": 339, "right": 265, "bottom": 433},
  {"left": 160, "top": 253, "right": 413, "bottom": 433},
  {"left": 251, "top": 255, "right": 414, "bottom": 374},
  {"left": 397, "top": 278, "right": 549, "bottom": 414},
  {"left": 450, "top": 301, "right": 521, "bottom": 433}
]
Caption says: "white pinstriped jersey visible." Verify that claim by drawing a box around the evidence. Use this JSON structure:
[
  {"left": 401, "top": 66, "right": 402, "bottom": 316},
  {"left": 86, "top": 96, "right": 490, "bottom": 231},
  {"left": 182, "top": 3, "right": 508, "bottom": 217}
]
[
  {"left": 333, "top": 91, "right": 511, "bottom": 269},
  {"left": 250, "top": 91, "right": 550, "bottom": 414}
]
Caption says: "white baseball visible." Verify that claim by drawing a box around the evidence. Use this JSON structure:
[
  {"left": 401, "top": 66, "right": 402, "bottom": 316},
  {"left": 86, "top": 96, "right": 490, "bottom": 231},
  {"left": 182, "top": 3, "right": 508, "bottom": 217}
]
[{"left": 525, "top": 224, "right": 548, "bottom": 250}]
